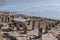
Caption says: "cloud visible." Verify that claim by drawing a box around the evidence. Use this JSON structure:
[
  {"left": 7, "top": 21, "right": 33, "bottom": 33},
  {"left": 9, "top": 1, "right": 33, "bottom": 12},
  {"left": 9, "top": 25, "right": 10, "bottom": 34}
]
[
  {"left": 0, "top": 0, "right": 7, "bottom": 6},
  {"left": 0, "top": 0, "right": 60, "bottom": 20},
  {"left": 6, "top": 0, "right": 40, "bottom": 2}
]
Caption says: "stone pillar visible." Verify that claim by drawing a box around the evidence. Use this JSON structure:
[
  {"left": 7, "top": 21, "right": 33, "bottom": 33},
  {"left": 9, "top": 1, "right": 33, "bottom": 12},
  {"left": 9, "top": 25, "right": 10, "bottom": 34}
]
[
  {"left": 1, "top": 14, "right": 4, "bottom": 22},
  {"left": 51, "top": 23, "right": 55, "bottom": 28},
  {"left": 0, "top": 15, "right": 1, "bottom": 22},
  {"left": 38, "top": 27, "right": 42, "bottom": 40},
  {"left": 45, "top": 25, "right": 49, "bottom": 33},
  {"left": 27, "top": 20, "right": 30, "bottom": 25},
  {"left": 56, "top": 34, "right": 60, "bottom": 40},
  {"left": 5, "top": 16, "right": 9, "bottom": 22},
  {"left": 1, "top": 18, "right": 4, "bottom": 22},
  {"left": 29, "top": 37, "right": 32, "bottom": 40},
  {"left": 0, "top": 18, "right": 1, "bottom": 22},
  {"left": 0, "top": 14, "right": 1, "bottom": 18},
  {"left": 7, "top": 17, "right": 9, "bottom": 22},
  {"left": 0, "top": 30, "right": 3, "bottom": 40},
  {"left": 16, "top": 23, "right": 20, "bottom": 30},
  {"left": 38, "top": 20, "right": 40, "bottom": 28},
  {"left": 3, "top": 17, "right": 5, "bottom": 22},
  {"left": 32, "top": 21, "right": 35, "bottom": 30},
  {"left": 38, "top": 20, "right": 42, "bottom": 40},
  {"left": 9, "top": 16, "right": 13, "bottom": 22},
  {"left": 23, "top": 23, "right": 27, "bottom": 34},
  {"left": 5, "top": 16, "right": 7, "bottom": 22},
  {"left": 47, "top": 24, "right": 51, "bottom": 30}
]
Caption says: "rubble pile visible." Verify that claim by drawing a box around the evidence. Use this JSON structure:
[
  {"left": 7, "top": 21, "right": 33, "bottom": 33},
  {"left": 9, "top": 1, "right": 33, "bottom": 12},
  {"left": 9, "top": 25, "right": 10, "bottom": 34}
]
[{"left": 0, "top": 11, "right": 60, "bottom": 40}]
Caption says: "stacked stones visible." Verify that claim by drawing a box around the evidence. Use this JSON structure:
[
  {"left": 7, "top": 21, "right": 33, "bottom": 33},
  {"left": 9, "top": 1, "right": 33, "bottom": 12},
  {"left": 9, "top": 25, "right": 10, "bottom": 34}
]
[
  {"left": 8, "top": 20, "right": 27, "bottom": 34},
  {"left": 0, "top": 12, "right": 23, "bottom": 23},
  {"left": 0, "top": 11, "right": 60, "bottom": 40}
]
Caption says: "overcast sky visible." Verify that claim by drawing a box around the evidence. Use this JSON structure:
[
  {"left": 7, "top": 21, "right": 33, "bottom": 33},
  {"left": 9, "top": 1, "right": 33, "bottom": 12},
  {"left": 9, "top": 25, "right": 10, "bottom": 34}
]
[{"left": 0, "top": 0, "right": 60, "bottom": 20}]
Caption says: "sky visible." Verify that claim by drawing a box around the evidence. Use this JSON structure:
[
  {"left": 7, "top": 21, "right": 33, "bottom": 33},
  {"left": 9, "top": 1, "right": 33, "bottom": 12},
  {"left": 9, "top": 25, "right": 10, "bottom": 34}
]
[{"left": 0, "top": 0, "right": 60, "bottom": 20}]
